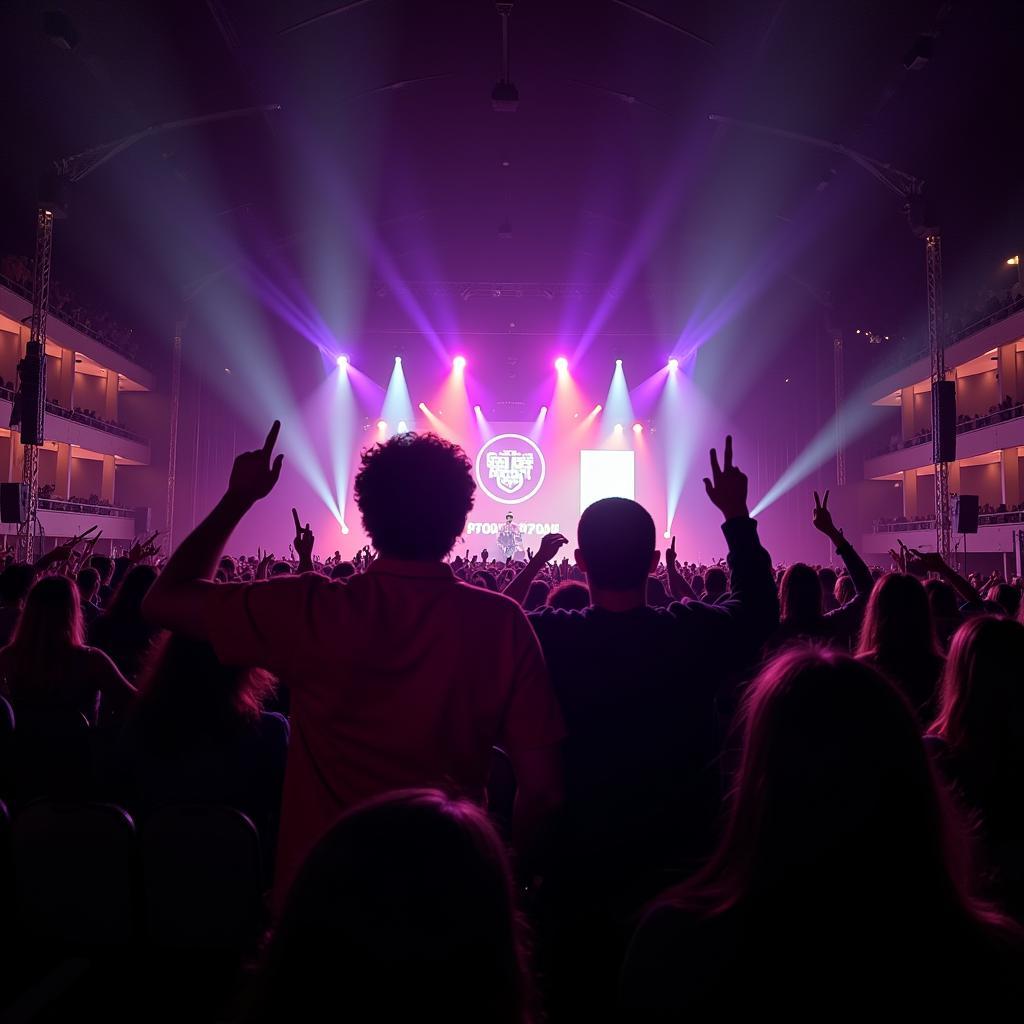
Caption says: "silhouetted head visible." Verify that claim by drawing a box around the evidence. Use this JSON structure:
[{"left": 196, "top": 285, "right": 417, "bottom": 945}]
[
  {"left": 355, "top": 433, "right": 475, "bottom": 561},
  {"left": 779, "top": 563, "right": 822, "bottom": 623},
  {"left": 932, "top": 615, "right": 1024, "bottom": 764},
  {"left": 330, "top": 561, "right": 356, "bottom": 580},
  {"left": 859, "top": 573, "right": 939, "bottom": 662},
  {"left": 575, "top": 498, "right": 656, "bottom": 591},
  {"left": 252, "top": 790, "right": 532, "bottom": 1024},
  {"left": 104, "top": 564, "right": 158, "bottom": 623},
  {"left": 984, "top": 583, "right": 1020, "bottom": 618},
  {"left": 646, "top": 575, "right": 670, "bottom": 608},
  {"left": 87, "top": 554, "right": 114, "bottom": 584},
  {"left": 925, "top": 578, "right": 962, "bottom": 649},
  {"left": 705, "top": 567, "right": 728, "bottom": 599},
  {"left": 676, "top": 648, "right": 973, "bottom": 917},
  {"left": 133, "top": 633, "right": 275, "bottom": 751},
  {"left": 547, "top": 580, "right": 590, "bottom": 610},
  {"left": 818, "top": 567, "right": 837, "bottom": 595},
  {"left": 10, "top": 575, "right": 84, "bottom": 654},
  {"left": 524, "top": 580, "right": 550, "bottom": 612},
  {"left": 76, "top": 567, "right": 100, "bottom": 604},
  {"left": 834, "top": 573, "right": 856, "bottom": 606}
]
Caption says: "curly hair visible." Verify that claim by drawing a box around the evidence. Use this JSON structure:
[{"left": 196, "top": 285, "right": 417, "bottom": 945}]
[{"left": 354, "top": 433, "right": 475, "bottom": 560}]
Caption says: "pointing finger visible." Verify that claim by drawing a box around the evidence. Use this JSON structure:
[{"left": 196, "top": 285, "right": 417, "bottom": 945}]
[
  {"left": 823, "top": 489, "right": 830, "bottom": 508},
  {"left": 263, "top": 420, "right": 281, "bottom": 456},
  {"left": 724, "top": 435, "right": 733, "bottom": 471},
  {"left": 709, "top": 448, "right": 721, "bottom": 480},
  {"left": 814, "top": 491, "right": 821, "bottom": 510}
]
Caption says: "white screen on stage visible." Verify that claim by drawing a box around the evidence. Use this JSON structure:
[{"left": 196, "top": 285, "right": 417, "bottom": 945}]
[{"left": 579, "top": 450, "right": 635, "bottom": 513}]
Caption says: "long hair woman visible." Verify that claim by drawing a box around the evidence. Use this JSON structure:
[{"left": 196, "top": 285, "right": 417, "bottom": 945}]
[
  {"left": 91, "top": 564, "right": 161, "bottom": 679},
  {"left": 117, "top": 633, "right": 287, "bottom": 849},
  {"left": 247, "top": 789, "right": 535, "bottom": 1024},
  {"left": 0, "top": 575, "right": 135, "bottom": 724},
  {"left": 858, "top": 572, "right": 944, "bottom": 722},
  {"left": 621, "top": 648, "right": 1021, "bottom": 1017},
  {"left": 929, "top": 616, "right": 1024, "bottom": 915}
]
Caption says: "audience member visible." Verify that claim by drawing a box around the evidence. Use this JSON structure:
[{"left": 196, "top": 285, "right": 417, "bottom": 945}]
[
  {"left": 143, "top": 425, "right": 564, "bottom": 909},
  {"left": 115, "top": 633, "right": 288, "bottom": 858},
  {"left": 858, "top": 572, "right": 945, "bottom": 723},
  {"left": 246, "top": 790, "right": 535, "bottom": 1023},
  {"left": 92, "top": 564, "right": 161, "bottom": 679},
  {"left": 929, "top": 616, "right": 1024, "bottom": 917},
  {"left": 621, "top": 648, "right": 1022, "bottom": 1017},
  {"left": 0, "top": 575, "right": 135, "bottom": 725},
  {"left": 546, "top": 579, "right": 589, "bottom": 610}
]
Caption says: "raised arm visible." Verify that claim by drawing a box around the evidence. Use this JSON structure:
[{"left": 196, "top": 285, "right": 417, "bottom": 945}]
[
  {"left": 502, "top": 533, "right": 568, "bottom": 606},
  {"left": 812, "top": 490, "right": 873, "bottom": 600},
  {"left": 678, "top": 436, "right": 779, "bottom": 645},
  {"left": 665, "top": 535, "right": 698, "bottom": 602},
  {"left": 143, "top": 421, "right": 284, "bottom": 638},
  {"left": 908, "top": 548, "right": 981, "bottom": 608}
]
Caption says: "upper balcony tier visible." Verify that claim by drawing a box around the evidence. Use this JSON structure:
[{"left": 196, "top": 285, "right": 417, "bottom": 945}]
[
  {"left": 0, "top": 279, "right": 153, "bottom": 391},
  {"left": 0, "top": 392, "right": 149, "bottom": 464}
]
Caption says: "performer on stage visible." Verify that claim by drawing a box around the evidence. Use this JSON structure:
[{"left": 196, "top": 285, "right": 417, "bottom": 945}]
[{"left": 496, "top": 512, "right": 524, "bottom": 561}]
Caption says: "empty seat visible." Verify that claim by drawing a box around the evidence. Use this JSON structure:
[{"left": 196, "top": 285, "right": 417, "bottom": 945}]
[
  {"left": 13, "top": 801, "right": 137, "bottom": 947},
  {"left": 143, "top": 804, "right": 263, "bottom": 950}
]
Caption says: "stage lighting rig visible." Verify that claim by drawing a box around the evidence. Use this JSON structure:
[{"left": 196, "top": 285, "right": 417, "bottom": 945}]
[{"left": 492, "top": 4, "right": 519, "bottom": 112}]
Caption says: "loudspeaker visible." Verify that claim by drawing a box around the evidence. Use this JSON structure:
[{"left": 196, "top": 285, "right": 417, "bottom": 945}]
[
  {"left": 953, "top": 494, "right": 979, "bottom": 535},
  {"left": 134, "top": 506, "right": 151, "bottom": 536},
  {"left": 0, "top": 483, "right": 28, "bottom": 524},
  {"left": 933, "top": 380, "right": 957, "bottom": 462}
]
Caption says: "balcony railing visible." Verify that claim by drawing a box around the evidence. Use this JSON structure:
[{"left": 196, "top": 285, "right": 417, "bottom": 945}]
[
  {"left": 0, "top": 269, "right": 147, "bottom": 367},
  {"left": 0, "top": 383, "right": 147, "bottom": 446},
  {"left": 873, "top": 510, "right": 1024, "bottom": 532},
  {"left": 38, "top": 497, "right": 136, "bottom": 519},
  {"left": 876, "top": 402, "right": 1024, "bottom": 456}
]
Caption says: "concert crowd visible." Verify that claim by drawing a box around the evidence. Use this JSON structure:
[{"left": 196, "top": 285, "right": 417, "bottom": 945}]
[{"left": 1, "top": 427, "right": 1023, "bottom": 1020}]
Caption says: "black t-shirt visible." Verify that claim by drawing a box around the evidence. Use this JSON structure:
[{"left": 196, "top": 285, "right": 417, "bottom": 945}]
[{"left": 529, "top": 518, "right": 779, "bottom": 906}]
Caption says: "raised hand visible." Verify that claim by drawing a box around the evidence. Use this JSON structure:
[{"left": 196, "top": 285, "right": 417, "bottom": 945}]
[
  {"left": 907, "top": 548, "right": 947, "bottom": 575},
  {"left": 227, "top": 421, "right": 284, "bottom": 507},
  {"left": 666, "top": 535, "right": 678, "bottom": 571},
  {"left": 703, "top": 435, "right": 748, "bottom": 520},
  {"left": 292, "top": 507, "right": 315, "bottom": 568},
  {"left": 533, "top": 532, "right": 569, "bottom": 564},
  {"left": 812, "top": 490, "right": 842, "bottom": 540}
]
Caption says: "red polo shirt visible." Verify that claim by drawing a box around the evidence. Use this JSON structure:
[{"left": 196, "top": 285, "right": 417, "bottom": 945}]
[{"left": 205, "top": 559, "right": 563, "bottom": 903}]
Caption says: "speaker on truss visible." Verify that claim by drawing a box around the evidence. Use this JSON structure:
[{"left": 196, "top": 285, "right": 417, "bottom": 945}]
[
  {"left": 0, "top": 483, "right": 28, "bottom": 524},
  {"left": 933, "top": 380, "right": 957, "bottom": 463},
  {"left": 953, "top": 494, "right": 979, "bottom": 535},
  {"left": 134, "top": 506, "right": 151, "bottom": 536}
]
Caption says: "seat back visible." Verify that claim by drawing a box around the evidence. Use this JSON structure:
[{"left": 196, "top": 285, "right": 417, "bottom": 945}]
[
  {"left": 13, "top": 801, "right": 137, "bottom": 947},
  {"left": 12, "top": 708, "right": 93, "bottom": 804},
  {"left": 143, "top": 804, "right": 263, "bottom": 950}
]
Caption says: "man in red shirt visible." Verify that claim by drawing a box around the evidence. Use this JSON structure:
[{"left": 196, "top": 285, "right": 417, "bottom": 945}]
[{"left": 144, "top": 423, "right": 564, "bottom": 904}]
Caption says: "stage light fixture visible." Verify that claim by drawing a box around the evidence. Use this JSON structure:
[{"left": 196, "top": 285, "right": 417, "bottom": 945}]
[
  {"left": 667, "top": 357, "right": 679, "bottom": 372},
  {"left": 377, "top": 420, "right": 387, "bottom": 431},
  {"left": 540, "top": 405, "right": 548, "bottom": 415},
  {"left": 397, "top": 420, "right": 408, "bottom": 432},
  {"left": 663, "top": 531, "right": 671, "bottom": 540},
  {"left": 418, "top": 402, "right": 429, "bottom": 413},
  {"left": 555, "top": 356, "right": 569, "bottom": 373},
  {"left": 341, "top": 524, "right": 350, "bottom": 535},
  {"left": 395, "top": 356, "right": 402, "bottom": 364},
  {"left": 616, "top": 359, "right": 622, "bottom": 367},
  {"left": 336, "top": 354, "right": 349, "bottom": 368},
  {"left": 594, "top": 404, "right": 603, "bottom": 413},
  {"left": 453, "top": 355, "right": 467, "bottom": 371},
  {"left": 474, "top": 404, "right": 482, "bottom": 414},
  {"left": 614, "top": 423, "right": 623, "bottom": 434},
  {"left": 633, "top": 423, "right": 643, "bottom": 434}
]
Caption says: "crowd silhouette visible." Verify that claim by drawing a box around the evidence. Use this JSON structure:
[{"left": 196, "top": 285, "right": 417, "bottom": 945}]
[{"left": 0, "top": 424, "right": 1022, "bottom": 1020}]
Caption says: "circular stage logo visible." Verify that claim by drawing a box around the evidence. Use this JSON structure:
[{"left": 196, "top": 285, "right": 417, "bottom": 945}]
[{"left": 475, "top": 434, "right": 546, "bottom": 505}]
